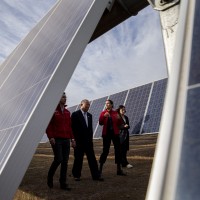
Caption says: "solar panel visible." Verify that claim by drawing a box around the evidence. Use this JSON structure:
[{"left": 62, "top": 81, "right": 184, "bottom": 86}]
[
  {"left": 0, "top": 0, "right": 109, "bottom": 199},
  {"left": 175, "top": 2, "right": 200, "bottom": 198},
  {"left": 68, "top": 80, "right": 167, "bottom": 138},
  {"left": 109, "top": 90, "right": 128, "bottom": 109},
  {"left": 125, "top": 83, "right": 152, "bottom": 134},
  {"left": 0, "top": 1, "right": 59, "bottom": 85},
  {"left": 146, "top": 2, "right": 200, "bottom": 199},
  {"left": 142, "top": 78, "right": 167, "bottom": 133},
  {"left": 89, "top": 96, "right": 108, "bottom": 138}
]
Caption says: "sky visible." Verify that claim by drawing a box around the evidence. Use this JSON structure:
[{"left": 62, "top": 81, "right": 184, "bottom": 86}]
[{"left": 0, "top": 0, "right": 168, "bottom": 107}]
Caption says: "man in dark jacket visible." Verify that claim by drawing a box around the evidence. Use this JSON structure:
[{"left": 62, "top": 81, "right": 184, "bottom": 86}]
[
  {"left": 71, "top": 99, "right": 103, "bottom": 181},
  {"left": 46, "top": 92, "right": 75, "bottom": 190}
]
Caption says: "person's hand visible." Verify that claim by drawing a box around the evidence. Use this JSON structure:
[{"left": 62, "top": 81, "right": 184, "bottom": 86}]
[
  {"left": 49, "top": 138, "right": 55, "bottom": 145},
  {"left": 124, "top": 124, "right": 128, "bottom": 128},
  {"left": 104, "top": 112, "right": 110, "bottom": 117},
  {"left": 71, "top": 139, "right": 76, "bottom": 148}
]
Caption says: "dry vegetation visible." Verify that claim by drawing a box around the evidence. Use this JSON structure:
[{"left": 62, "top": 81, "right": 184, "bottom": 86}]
[{"left": 14, "top": 134, "right": 157, "bottom": 200}]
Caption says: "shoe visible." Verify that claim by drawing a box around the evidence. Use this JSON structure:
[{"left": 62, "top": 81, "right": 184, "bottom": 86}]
[
  {"left": 74, "top": 177, "right": 81, "bottom": 181},
  {"left": 126, "top": 164, "right": 133, "bottom": 169},
  {"left": 47, "top": 177, "right": 53, "bottom": 189},
  {"left": 117, "top": 170, "right": 127, "bottom": 176},
  {"left": 60, "top": 184, "right": 71, "bottom": 191},
  {"left": 93, "top": 177, "right": 104, "bottom": 181}
]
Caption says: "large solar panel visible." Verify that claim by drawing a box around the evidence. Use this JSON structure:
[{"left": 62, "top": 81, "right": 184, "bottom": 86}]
[
  {"left": 0, "top": 0, "right": 109, "bottom": 199},
  {"left": 146, "top": 2, "right": 200, "bottom": 199},
  {"left": 0, "top": 1, "right": 59, "bottom": 85},
  {"left": 89, "top": 97, "right": 108, "bottom": 138},
  {"left": 125, "top": 83, "right": 152, "bottom": 134},
  {"left": 175, "top": 1, "right": 200, "bottom": 198},
  {"left": 142, "top": 78, "right": 167, "bottom": 133}
]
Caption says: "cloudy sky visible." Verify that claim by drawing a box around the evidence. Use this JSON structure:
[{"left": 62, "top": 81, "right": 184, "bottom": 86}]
[{"left": 0, "top": 0, "right": 168, "bottom": 107}]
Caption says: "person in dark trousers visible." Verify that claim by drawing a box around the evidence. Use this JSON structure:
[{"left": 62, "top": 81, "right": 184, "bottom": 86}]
[
  {"left": 117, "top": 105, "right": 133, "bottom": 169},
  {"left": 99, "top": 99, "right": 126, "bottom": 176},
  {"left": 46, "top": 92, "right": 75, "bottom": 190},
  {"left": 71, "top": 99, "right": 103, "bottom": 181}
]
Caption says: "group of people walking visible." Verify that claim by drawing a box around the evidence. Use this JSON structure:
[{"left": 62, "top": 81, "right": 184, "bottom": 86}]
[{"left": 46, "top": 92, "right": 133, "bottom": 190}]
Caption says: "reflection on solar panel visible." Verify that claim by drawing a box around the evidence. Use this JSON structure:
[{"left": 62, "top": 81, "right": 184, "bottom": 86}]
[
  {"left": 0, "top": 0, "right": 109, "bottom": 199},
  {"left": 89, "top": 97, "right": 108, "bottom": 138},
  {"left": 68, "top": 78, "right": 168, "bottom": 139}
]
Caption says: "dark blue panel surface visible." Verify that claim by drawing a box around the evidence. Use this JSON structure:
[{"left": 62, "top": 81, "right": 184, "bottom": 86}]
[
  {"left": 176, "top": 87, "right": 200, "bottom": 200},
  {"left": 189, "top": 0, "right": 200, "bottom": 85},
  {"left": 109, "top": 90, "right": 128, "bottom": 109},
  {"left": 125, "top": 83, "right": 152, "bottom": 134},
  {"left": 143, "top": 78, "right": 167, "bottom": 133},
  {"left": 89, "top": 97, "right": 108, "bottom": 138}
]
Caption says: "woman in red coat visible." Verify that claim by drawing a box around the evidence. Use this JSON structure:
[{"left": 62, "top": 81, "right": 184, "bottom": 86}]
[{"left": 99, "top": 99, "right": 126, "bottom": 176}]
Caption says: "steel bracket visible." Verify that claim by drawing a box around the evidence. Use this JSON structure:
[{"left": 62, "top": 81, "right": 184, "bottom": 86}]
[{"left": 147, "top": 0, "right": 180, "bottom": 11}]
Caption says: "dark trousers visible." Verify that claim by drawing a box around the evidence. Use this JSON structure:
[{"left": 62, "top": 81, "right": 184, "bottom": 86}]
[
  {"left": 99, "top": 132, "right": 121, "bottom": 165},
  {"left": 48, "top": 138, "right": 70, "bottom": 185},
  {"left": 72, "top": 142, "right": 99, "bottom": 179},
  {"left": 121, "top": 143, "right": 129, "bottom": 167}
]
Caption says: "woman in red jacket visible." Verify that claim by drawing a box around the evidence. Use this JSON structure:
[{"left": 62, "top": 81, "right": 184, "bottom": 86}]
[
  {"left": 46, "top": 92, "right": 75, "bottom": 190},
  {"left": 99, "top": 99, "right": 126, "bottom": 176}
]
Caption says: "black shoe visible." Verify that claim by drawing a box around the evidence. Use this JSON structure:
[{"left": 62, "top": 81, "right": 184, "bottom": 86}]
[
  {"left": 74, "top": 177, "right": 81, "bottom": 181},
  {"left": 93, "top": 177, "right": 104, "bottom": 181},
  {"left": 60, "top": 184, "right": 71, "bottom": 191},
  {"left": 47, "top": 177, "right": 53, "bottom": 189},
  {"left": 117, "top": 170, "right": 127, "bottom": 176}
]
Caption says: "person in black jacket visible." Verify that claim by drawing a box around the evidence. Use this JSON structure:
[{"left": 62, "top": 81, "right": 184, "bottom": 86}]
[
  {"left": 117, "top": 105, "right": 133, "bottom": 169},
  {"left": 71, "top": 99, "right": 103, "bottom": 181}
]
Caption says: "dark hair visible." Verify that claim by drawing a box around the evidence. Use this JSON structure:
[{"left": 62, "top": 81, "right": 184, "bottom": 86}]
[
  {"left": 106, "top": 99, "right": 114, "bottom": 108},
  {"left": 116, "top": 105, "right": 125, "bottom": 114}
]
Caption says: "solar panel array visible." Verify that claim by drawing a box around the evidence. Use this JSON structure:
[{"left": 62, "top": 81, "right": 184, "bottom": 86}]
[
  {"left": 0, "top": 0, "right": 109, "bottom": 199},
  {"left": 68, "top": 78, "right": 168, "bottom": 138}
]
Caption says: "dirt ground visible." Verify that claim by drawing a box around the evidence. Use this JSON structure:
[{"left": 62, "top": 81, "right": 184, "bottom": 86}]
[{"left": 14, "top": 134, "right": 157, "bottom": 200}]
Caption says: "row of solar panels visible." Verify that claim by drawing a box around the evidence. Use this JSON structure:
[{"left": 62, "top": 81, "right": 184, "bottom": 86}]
[{"left": 67, "top": 78, "right": 167, "bottom": 138}]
